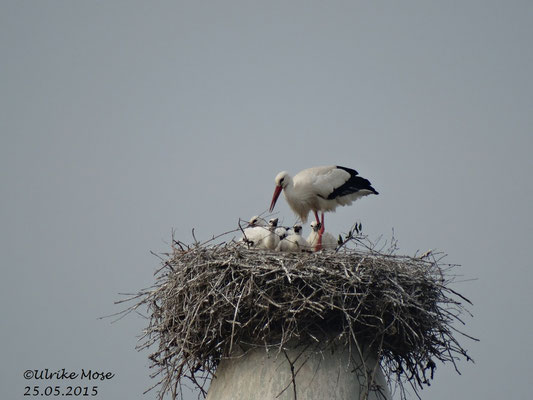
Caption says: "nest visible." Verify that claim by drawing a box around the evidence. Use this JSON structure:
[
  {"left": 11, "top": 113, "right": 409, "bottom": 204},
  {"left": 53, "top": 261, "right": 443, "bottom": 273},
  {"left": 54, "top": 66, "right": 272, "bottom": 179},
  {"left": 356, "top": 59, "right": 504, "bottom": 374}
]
[{"left": 120, "top": 227, "right": 475, "bottom": 399}]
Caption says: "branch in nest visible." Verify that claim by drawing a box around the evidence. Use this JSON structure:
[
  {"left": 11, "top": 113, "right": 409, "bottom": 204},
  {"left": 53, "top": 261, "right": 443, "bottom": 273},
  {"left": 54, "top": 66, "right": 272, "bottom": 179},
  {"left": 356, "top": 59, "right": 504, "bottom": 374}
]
[{"left": 115, "top": 223, "right": 476, "bottom": 400}]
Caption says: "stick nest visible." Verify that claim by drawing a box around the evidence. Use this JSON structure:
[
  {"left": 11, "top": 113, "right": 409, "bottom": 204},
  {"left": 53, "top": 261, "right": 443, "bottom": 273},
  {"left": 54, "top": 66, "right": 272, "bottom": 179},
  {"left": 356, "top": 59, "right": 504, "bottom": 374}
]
[{"left": 123, "top": 230, "right": 475, "bottom": 399}]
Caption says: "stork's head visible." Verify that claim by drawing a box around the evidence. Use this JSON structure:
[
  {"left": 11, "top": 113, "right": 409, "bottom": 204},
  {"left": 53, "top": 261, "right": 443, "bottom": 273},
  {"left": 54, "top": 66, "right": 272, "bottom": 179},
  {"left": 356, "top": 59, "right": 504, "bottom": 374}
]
[
  {"left": 274, "top": 171, "right": 289, "bottom": 188},
  {"left": 268, "top": 218, "right": 279, "bottom": 231},
  {"left": 275, "top": 226, "right": 288, "bottom": 240},
  {"left": 248, "top": 215, "right": 265, "bottom": 227},
  {"left": 310, "top": 221, "right": 321, "bottom": 232},
  {"left": 269, "top": 171, "right": 289, "bottom": 212}
]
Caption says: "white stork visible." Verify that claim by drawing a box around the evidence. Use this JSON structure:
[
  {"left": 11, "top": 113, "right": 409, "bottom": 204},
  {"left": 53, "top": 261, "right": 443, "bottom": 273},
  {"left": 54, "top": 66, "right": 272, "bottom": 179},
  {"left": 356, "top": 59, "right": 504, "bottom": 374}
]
[
  {"left": 241, "top": 216, "right": 265, "bottom": 244},
  {"left": 248, "top": 215, "right": 267, "bottom": 227},
  {"left": 277, "top": 225, "right": 309, "bottom": 252},
  {"left": 307, "top": 221, "right": 337, "bottom": 251},
  {"left": 269, "top": 165, "right": 378, "bottom": 248},
  {"left": 275, "top": 226, "right": 289, "bottom": 241},
  {"left": 246, "top": 215, "right": 288, "bottom": 240},
  {"left": 241, "top": 216, "right": 268, "bottom": 247},
  {"left": 245, "top": 218, "right": 280, "bottom": 250}
]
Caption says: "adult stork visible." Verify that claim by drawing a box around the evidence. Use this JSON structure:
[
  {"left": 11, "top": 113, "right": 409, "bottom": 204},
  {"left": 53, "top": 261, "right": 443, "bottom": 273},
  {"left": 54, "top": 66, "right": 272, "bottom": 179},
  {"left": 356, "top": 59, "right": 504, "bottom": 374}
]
[{"left": 269, "top": 165, "right": 378, "bottom": 248}]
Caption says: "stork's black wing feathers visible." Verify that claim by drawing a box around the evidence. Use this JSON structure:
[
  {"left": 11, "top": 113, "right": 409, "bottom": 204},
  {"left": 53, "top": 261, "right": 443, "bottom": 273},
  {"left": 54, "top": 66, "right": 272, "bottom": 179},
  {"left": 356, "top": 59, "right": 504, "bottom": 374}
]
[{"left": 327, "top": 166, "right": 379, "bottom": 200}]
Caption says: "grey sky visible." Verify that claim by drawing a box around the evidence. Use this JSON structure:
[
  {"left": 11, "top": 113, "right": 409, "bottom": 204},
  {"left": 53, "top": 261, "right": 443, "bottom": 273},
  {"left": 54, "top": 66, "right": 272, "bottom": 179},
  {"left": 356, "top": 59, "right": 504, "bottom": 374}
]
[{"left": 1, "top": 1, "right": 532, "bottom": 399}]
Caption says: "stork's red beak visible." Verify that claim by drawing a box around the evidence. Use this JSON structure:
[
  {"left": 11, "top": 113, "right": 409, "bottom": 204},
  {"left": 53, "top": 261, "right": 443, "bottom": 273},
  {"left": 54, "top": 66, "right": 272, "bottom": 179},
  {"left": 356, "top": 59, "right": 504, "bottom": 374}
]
[{"left": 269, "top": 185, "right": 282, "bottom": 212}]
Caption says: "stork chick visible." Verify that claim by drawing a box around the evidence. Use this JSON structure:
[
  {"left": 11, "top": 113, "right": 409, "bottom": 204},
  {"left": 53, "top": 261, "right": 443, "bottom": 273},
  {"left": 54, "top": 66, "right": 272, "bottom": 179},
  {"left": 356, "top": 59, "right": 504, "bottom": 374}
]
[
  {"left": 307, "top": 221, "right": 337, "bottom": 251},
  {"left": 277, "top": 225, "right": 309, "bottom": 252},
  {"left": 253, "top": 218, "right": 280, "bottom": 250}
]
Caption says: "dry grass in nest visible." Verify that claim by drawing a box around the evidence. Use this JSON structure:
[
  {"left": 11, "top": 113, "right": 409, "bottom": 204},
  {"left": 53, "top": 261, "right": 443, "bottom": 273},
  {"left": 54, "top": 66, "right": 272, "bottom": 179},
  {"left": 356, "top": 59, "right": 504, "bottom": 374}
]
[{"left": 116, "top": 225, "right": 476, "bottom": 399}]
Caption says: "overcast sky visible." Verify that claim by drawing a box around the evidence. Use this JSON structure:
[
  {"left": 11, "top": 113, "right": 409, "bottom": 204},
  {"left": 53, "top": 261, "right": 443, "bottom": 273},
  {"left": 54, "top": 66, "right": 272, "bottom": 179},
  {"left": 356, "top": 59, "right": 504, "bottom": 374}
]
[{"left": 1, "top": 1, "right": 532, "bottom": 399}]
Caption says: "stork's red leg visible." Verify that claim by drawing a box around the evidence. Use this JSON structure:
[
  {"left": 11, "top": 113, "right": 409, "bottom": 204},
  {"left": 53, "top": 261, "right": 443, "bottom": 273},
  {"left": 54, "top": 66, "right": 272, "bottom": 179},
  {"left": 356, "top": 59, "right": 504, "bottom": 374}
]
[
  {"left": 315, "top": 230, "right": 323, "bottom": 252},
  {"left": 313, "top": 211, "right": 325, "bottom": 251}
]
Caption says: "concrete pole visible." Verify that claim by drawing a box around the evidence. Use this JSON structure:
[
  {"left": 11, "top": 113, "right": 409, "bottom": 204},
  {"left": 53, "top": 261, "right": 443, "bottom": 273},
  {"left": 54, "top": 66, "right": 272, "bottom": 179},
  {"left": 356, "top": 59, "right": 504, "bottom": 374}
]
[{"left": 206, "top": 340, "right": 391, "bottom": 400}]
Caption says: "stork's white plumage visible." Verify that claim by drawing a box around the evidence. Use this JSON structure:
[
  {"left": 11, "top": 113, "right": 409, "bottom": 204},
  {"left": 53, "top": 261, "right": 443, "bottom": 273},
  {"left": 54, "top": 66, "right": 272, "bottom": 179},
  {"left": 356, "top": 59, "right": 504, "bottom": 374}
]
[
  {"left": 246, "top": 218, "right": 280, "bottom": 250},
  {"left": 275, "top": 226, "right": 288, "bottom": 240},
  {"left": 241, "top": 226, "right": 264, "bottom": 245},
  {"left": 247, "top": 215, "right": 267, "bottom": 227},
  {"left": 307, "top": 221, "right": 337, "bottom": 251},
  {"left": 277, "top": 225, "right": 309, "bottom": 252},
  {"left": 241, "top": 215, "right": 267, "bottom": 245},
  {"left": 269, "top": 165, "right": 378, "bottom": 224}
]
